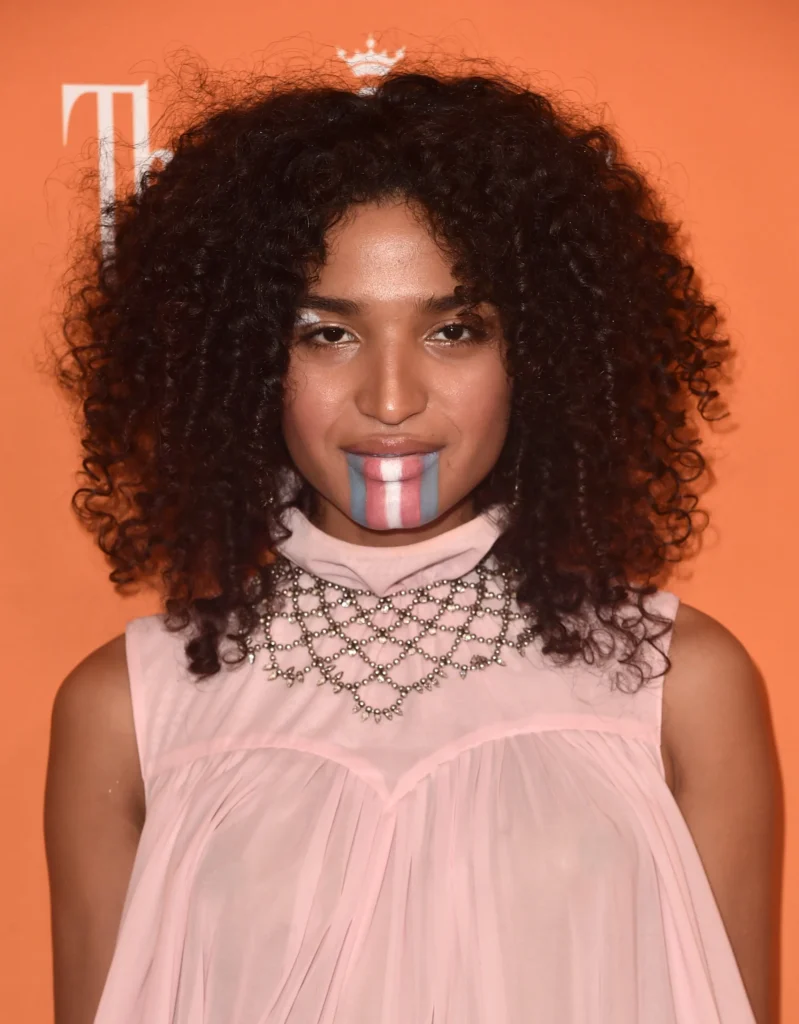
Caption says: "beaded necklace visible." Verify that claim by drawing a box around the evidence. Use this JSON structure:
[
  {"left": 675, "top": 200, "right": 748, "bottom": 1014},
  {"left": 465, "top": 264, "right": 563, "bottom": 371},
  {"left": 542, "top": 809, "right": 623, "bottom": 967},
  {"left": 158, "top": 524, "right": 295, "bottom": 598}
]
[{"left": 244, "top": 553, "right": 533, "bottom": 723}]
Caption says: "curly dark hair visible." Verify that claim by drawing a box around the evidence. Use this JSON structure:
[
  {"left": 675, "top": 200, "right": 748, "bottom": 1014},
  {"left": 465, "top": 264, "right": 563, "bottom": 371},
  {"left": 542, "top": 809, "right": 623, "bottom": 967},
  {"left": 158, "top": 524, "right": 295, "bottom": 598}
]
[{"left": 52, "top": 51, "right": 733, "bottom": 688}]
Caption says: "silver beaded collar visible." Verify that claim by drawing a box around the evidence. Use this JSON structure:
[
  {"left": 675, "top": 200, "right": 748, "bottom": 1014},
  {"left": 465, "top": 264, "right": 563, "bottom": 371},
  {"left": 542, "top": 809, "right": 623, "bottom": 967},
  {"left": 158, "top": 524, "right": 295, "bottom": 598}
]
[{"left": 244, "top": 553, "right": 534, "bottom": 723}]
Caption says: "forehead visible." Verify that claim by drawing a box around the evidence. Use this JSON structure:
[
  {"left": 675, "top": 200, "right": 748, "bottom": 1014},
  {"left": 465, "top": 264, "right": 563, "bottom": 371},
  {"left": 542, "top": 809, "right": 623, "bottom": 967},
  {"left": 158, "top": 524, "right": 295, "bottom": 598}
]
[{"left": 310, "top": 201, "right": 456, "bottom": 293}]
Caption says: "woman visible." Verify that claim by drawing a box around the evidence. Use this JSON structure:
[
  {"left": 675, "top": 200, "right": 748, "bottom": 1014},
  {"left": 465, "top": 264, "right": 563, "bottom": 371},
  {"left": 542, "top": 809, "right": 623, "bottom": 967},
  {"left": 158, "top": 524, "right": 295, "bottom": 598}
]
[{"left": 45, "top": 57, "right": 777, "bottom": 1023}]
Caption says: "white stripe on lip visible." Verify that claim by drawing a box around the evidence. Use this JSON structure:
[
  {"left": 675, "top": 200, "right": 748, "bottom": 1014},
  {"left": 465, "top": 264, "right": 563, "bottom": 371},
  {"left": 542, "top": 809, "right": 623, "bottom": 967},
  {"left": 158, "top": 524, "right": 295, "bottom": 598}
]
[
  {"left": 377, "top": 458, "right": 408, "bottom": 483},
  {"left": 384, "top": 480, "right": 403, "bottom": 528}
]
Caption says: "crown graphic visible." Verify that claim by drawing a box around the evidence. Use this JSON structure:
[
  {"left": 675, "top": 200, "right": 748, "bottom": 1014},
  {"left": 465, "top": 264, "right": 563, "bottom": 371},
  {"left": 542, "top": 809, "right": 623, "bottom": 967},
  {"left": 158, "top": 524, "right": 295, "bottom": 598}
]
[{"left": 336, "top": 35, "right": 406, "bottom": 80}]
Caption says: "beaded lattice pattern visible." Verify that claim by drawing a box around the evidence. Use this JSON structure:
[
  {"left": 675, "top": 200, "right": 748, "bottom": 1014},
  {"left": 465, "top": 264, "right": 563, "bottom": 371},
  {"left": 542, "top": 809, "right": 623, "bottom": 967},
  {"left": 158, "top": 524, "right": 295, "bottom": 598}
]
[{"left": 244, "top": 554, "right": 534, "bottom": 723}]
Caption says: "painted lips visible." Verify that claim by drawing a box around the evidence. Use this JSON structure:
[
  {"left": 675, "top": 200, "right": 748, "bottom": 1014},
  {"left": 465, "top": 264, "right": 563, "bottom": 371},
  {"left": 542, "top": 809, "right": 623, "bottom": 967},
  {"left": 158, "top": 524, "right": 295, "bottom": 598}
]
[{"left": 345, "top": 451, "right": 440, "bottom": 529}]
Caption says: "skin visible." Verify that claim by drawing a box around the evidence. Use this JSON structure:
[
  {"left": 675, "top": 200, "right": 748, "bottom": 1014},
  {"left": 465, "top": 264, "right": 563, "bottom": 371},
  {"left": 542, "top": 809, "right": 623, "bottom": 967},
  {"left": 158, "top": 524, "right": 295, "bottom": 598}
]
[
  {"left": 281, "top": 199, "right": 512, "bottom": 545},
  {"left": 44, "top": 199, "right": 779, "bottom": 1024},
  {"left": 659, "top": 609, "right": 780, "bottom": 1024}
]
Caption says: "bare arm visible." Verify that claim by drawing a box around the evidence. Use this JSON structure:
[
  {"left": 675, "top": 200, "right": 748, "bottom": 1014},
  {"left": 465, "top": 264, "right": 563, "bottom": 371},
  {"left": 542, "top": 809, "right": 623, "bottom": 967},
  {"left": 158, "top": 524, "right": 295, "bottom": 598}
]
[
  {"left": 662, "top": 602, "right": 780, "bottom": 1024},
  {"left": 44, "top": 633, "right": 145, "bottom": 1024}
]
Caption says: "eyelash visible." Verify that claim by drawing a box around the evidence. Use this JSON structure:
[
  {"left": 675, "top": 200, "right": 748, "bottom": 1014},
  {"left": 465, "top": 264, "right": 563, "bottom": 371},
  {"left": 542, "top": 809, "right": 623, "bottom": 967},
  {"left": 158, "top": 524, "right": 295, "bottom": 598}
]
[{"left": 295, "top": 317, "right": 489, "bottom": 349}]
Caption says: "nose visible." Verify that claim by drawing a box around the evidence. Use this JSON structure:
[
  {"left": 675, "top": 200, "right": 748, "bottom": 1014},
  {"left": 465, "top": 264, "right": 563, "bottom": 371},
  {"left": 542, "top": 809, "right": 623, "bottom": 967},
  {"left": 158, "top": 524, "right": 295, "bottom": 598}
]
[{"left": 354, "top": 338, "right": 428, "bottom": 425}]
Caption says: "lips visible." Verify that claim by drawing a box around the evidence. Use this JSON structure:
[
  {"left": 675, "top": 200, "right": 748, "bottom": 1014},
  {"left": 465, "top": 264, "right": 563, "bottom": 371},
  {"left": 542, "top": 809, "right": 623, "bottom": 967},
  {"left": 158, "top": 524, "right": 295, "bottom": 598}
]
[
  {"left": 343, "top": 439, "right": 443, "bottom": 457},
  {"left": 348, "top": 452, "right": 437, "bottom": 481},
  {"left": 345, "top": 449, "right": 441, "bottom": 528}
]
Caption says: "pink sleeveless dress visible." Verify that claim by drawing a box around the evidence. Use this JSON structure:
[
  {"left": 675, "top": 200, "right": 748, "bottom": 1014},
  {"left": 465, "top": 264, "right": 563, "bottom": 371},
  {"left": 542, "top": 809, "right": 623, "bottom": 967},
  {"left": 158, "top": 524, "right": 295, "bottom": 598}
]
[{"left": 93, "top": 506, "right": 757, "bottom": 1023}]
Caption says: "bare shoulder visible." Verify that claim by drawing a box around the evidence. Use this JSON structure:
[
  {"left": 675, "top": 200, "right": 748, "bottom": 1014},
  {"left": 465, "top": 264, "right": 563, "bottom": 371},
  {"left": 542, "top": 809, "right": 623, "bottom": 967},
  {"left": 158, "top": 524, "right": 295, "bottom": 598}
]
[
  {"left": 46, "top": 632, "right": 146, "bottom": 1024},
  {"left": 667, "top": 600, "right": 758, "bottom": 685},
  {"left": 661, "top": 600, "right": 776, "bottom": 797},
  {"left": 48, "top": 631, "right": 144, "bottom": 824},
  {"left": 658, "top": 601, "right": 780, "bottom": 1022},
  {"left": 54, "top": 632, "right": 130, "bottom": 718}
]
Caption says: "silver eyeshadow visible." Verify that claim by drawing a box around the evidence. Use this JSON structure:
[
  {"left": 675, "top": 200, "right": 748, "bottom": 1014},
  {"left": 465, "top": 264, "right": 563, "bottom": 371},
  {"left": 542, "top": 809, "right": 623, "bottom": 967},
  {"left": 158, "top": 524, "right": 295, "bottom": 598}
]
[{"left": 295, "top": 310, "right": 323, "bottom": 326}]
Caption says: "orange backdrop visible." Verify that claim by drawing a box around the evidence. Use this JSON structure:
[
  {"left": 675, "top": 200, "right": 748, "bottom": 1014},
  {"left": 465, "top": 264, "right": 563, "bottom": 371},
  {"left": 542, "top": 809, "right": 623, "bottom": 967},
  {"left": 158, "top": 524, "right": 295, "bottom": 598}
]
[{"left": 2, "top": 0, "right": 797, "bottom": 1019}]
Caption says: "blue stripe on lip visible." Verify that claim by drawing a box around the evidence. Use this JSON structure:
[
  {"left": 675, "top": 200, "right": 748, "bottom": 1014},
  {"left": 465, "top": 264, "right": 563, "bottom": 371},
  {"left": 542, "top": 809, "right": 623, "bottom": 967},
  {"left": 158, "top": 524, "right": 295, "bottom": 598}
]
[
  {"left": 345, "top": 452, "right": 368, "bottom": 526},
  {"left": 419, "top": 451, "right": 439, "bottom": 524}
]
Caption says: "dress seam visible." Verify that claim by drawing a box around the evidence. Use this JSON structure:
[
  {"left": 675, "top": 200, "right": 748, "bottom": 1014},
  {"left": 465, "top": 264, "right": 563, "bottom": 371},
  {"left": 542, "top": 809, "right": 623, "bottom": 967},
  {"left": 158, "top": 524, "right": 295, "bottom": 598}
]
[{"left": 146, "top": 714, "right": 659, "bottom": 804}]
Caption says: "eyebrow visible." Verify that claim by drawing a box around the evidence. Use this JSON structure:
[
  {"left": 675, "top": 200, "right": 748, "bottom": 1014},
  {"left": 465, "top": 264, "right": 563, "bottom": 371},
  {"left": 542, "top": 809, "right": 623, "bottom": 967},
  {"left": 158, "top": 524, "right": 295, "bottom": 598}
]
[{"left": 296, "top": 292, "right": 470, "bottom": 316}]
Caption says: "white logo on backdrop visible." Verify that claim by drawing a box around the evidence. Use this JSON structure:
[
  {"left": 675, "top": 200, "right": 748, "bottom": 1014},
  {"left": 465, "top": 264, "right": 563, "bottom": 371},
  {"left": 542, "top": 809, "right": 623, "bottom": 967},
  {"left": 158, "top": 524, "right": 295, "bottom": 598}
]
[
  {"left": 62, "top": 82, "right": 173, "bottom": 253},
  {"left": 336, "top": 35, "right": 405, "bottom": 93},
  {"left": 61, "top": 38, "right": 406, "bottom": 254}
]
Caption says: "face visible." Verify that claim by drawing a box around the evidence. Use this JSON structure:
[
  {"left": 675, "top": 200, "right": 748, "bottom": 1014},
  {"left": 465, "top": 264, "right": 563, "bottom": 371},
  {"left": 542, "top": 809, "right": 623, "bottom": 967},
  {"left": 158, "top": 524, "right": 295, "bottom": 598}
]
[{"left": 281, "top": 198, "right": 512, "bottom": 545}]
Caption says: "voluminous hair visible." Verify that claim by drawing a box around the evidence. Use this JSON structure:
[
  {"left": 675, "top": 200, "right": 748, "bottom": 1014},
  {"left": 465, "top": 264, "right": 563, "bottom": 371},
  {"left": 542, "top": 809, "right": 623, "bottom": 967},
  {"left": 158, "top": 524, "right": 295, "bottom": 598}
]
[{"left": 54, "top": 52, "right": 732, "bottom": 688}]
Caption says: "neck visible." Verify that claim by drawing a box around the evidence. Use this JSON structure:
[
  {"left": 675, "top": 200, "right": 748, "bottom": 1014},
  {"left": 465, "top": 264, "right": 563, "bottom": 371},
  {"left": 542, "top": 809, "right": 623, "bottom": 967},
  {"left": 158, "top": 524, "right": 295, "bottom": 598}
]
[
  {"left": 275, "top": 501, "right": 507, "bottom": 597},
  {"left": 309, "top": 492, "right": 478, "bottom": 548}
]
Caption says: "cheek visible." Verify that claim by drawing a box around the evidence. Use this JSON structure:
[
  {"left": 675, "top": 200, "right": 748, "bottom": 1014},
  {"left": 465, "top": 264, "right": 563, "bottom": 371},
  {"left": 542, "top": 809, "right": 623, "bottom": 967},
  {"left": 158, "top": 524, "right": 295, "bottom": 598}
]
[
  {"left": 444, "top": 360, "right": 512, "bottom": 448},
  {"left": 281, "top": 363, "right": 342, "bottom": 456},
  {"left": 282, "top": 393, "right": 320, "bottom": 453}
]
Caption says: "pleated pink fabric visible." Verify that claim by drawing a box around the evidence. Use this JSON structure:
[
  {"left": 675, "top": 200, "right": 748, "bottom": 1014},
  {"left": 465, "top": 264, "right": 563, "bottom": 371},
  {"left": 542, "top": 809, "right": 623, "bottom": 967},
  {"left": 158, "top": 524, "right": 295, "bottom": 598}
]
[{"left": 94, "top": 505, "right": 757, "bottom": 1023}]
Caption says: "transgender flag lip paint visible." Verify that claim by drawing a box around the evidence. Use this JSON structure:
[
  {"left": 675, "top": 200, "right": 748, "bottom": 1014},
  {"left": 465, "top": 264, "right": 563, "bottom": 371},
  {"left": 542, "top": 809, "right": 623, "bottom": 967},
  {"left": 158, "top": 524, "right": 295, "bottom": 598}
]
[{"left": 345, "top": 451, "right": 440, "bottom": 529}]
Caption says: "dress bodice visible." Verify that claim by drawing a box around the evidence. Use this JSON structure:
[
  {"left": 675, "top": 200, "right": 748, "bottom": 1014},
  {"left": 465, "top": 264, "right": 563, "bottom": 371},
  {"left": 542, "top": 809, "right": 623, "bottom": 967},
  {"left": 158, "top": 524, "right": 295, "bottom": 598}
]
[{"left": 93, "top": 506, "right": 756, "bottom": 1023}]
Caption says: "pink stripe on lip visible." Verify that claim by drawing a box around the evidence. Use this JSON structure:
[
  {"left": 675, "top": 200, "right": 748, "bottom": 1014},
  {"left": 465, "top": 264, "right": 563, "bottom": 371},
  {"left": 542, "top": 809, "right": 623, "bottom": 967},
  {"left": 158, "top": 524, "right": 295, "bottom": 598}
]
[
  {"left": 399, "top": 471, "right": 422, "bottom": 527},
  {"left": 365, "top": 476, "right": 389, "bottom": 529}
]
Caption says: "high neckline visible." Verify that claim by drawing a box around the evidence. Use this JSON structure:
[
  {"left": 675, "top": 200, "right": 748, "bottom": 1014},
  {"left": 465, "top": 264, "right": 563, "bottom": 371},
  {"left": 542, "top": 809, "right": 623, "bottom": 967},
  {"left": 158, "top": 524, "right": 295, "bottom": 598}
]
[{"left": 275, "top": 504, "right": 507, "bottom": 596}]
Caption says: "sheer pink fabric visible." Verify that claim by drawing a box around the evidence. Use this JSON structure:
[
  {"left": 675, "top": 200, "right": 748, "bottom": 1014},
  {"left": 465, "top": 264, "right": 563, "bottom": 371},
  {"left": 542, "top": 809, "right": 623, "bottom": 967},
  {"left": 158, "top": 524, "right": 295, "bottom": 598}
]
[{"left": 94, "top": 506, "right": 756, "bottom": 1023}]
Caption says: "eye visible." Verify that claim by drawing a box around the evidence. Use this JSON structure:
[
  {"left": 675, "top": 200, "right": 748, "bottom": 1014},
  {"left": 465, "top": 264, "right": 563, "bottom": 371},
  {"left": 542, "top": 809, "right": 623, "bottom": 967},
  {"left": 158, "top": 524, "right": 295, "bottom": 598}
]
[
  {"left": 292, "top": 312, "right": 491, "bottom": 348},
  {"left": 295, "top": 324, "right": 357, "bottom": 347},
  {"left": 429, "top": 317, "right": 489, "bottom": 346}
]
